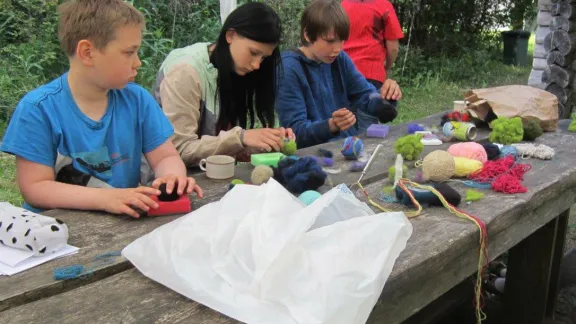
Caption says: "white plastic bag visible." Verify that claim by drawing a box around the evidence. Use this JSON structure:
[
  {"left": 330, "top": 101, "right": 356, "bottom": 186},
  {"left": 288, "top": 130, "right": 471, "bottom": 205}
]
[{"left": 122, "top": 179, "right": 413, "bottom": 324}]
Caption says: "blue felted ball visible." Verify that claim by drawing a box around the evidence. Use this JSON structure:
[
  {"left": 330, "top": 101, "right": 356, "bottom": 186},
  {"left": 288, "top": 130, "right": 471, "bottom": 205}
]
[
  {"left": 341, "top": 136, "right": 364, "bottom": 160},
  {"left": 298, "top": 190, "right": 322, "bottom": 205}
]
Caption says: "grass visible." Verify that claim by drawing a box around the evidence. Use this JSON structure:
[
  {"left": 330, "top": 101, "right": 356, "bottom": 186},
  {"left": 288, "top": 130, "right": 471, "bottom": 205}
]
[
  {"left": 0, "top": 153, "right": 23, "bottom": 207},
  {"left": 0, "top": 38, "right": 534, "bottom": 207},
  {"left": 393, "top": 62, "right": 531, "bottom": 123}
]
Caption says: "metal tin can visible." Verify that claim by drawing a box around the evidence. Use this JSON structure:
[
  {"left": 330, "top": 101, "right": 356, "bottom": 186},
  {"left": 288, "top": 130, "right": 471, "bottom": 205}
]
[{"left": 443, "top": 121, "right": 477, "bottom": 141}]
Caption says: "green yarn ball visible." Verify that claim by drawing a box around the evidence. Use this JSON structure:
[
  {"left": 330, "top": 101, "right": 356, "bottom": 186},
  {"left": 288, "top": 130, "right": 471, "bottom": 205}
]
[
  {"left": 522, "top": 119, "right": 543, "bottom": 141},
  {"left": 388, "top": 164, "right": 408, "bottom": 182},
  {"left": 394, "top": 134, "right": 424, "bottom": 161},
  {"left": 282, "top": 138, "right": 297, "bottom": 156},
  {"left": 231, "top": 179, "right": 245, "bottom": 185},
  {"left": 488, "top": 117, "right": 524, "bottom": 145},
  {"left": 569, "top": 119, "right": 576, "bottom": 132}
]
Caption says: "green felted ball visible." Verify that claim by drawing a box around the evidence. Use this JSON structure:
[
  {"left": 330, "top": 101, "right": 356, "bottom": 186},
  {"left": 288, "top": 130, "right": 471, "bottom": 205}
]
[
  {"left": 488, "top": 117, "right": 524, "bottom": 145},
  {"left": 569, "top": 119, "right": 576, "bottom": 132},
  {"left": 522, "top": 119, "right": 543, "bottom": 141},
  {"left": 394, "top": 134, "right": 424, "bottom": 161},
  {"left": 388, "top": 164, "right": 408, "bottom": 182},
  {"left": 282, "top": 138, "right": 297, "bottom": 156}
]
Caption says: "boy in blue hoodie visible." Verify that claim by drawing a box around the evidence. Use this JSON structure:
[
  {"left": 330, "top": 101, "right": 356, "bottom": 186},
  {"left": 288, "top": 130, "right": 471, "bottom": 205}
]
[{"left": 275, "top": 0, "right": 402, "bottom": 149}]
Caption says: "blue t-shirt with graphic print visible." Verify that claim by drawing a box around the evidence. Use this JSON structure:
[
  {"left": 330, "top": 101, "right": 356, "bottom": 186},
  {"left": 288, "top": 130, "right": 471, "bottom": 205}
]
[{"left": 1, "top": 72, "right": 174, "bottom": 212}]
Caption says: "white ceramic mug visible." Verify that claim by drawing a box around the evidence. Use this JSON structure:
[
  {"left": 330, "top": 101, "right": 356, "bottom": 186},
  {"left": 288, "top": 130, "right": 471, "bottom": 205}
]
[{"left": 199, "top": 155, "right": 235, "bottom": 180}]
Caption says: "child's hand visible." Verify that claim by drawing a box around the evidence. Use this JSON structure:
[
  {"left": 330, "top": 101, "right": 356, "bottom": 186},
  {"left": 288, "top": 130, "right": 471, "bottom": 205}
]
[
  {"left": 98, "top": 187, "right": 161, "bottom": 218},
  {"left": 278, "top": 127, "right": 295, "bottom": 140},
  {"left": 242, "top": 128, "right": 284, "bottom": 152},
  {"left": 152, "top": 174, "right": 204, "bottom": 198},
  {"left": 380, "top": 79, "right": 402, "bottom": 101},
  {"left": 331, "top": 108, "right": 356, "bottom": 132}
]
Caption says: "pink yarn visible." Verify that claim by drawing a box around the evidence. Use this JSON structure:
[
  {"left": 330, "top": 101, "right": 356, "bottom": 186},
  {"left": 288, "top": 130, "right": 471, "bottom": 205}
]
[{"left": 447, "top": 142, "right": 488, "bottom": 163}]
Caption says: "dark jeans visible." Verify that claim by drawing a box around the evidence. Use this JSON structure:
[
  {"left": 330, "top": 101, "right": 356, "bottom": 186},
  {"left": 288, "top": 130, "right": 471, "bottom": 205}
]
[{"left": 367, "top": 78, "right": 383, "bottom": 90}]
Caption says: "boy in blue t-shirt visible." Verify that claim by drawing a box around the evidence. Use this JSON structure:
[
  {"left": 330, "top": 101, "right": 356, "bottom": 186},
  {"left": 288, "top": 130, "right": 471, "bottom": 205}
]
[
  {"left": 275, "top": 0, "right": 403, "bottom": 149},
  {"left": 1, "top": 0, "right": 203, "bottom": 218}
]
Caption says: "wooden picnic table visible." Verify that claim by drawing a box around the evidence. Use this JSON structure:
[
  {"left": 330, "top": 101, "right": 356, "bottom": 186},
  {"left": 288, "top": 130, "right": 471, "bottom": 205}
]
[{"left": 1, "top": 114, "right": 574, "bottom": 324}]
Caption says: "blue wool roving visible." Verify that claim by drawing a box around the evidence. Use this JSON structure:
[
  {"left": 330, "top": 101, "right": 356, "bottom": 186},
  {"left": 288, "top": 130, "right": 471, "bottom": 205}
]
[
  {"left": 298, "top": 190, "right": 322, "bottom": 205},
  {"left": 407, "top": 123, "right": 425, "bottom": 134},
  {"left": 341, "top": 136, "right": 364, "bottom": 160},
  {"left": 273, "top": 156, "right": 327, "bottom": 194},
  {"left": 53, "top": 265, "right": 86, "bottom": 280},
  {"left": 500, "top": 146, "right": 518, "bottom": 160}
]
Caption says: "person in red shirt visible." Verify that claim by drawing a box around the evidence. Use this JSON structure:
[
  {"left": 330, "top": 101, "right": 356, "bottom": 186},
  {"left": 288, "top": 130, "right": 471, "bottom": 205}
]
[{"left": 342, "top": 0, "right": 403, "bottom": 89}]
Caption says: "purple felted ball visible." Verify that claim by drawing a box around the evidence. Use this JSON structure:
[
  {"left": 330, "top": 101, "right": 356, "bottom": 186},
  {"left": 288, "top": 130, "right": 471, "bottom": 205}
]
[
  {"left": 407, "top": 124, "right": 425, "bottom": 134},
  {"left": 349, "top": 161, "right": 367, "bottom": 172}
]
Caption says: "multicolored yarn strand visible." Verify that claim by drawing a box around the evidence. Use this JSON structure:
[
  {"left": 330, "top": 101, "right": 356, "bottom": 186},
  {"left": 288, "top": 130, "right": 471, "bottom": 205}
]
[{"left": 355, "top": 179, "right": 488, "bottom": 323}]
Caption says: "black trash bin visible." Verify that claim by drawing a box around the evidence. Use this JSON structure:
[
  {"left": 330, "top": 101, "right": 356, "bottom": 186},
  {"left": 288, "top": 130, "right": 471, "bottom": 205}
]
[{"left": 502, "top": 30, "right": 531, "bottom": 66}]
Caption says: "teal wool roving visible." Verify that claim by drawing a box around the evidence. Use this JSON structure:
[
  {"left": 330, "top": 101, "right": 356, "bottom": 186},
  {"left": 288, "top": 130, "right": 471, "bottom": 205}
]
[
  {"left": 341, "top": 136, "right": 364, "bottom": 160},
  {"left": 500, "top": 146, "right": 519, "bottom": 160},
  {"left": 298, "top": 190, "right": 322, "bottom": 205}
]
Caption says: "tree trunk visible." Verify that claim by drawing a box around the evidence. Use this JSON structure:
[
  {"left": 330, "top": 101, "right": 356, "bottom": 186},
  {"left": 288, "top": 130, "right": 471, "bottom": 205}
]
[
  {"left": 552, "top": 2, "right": 575, "bottom": 19},
  {"left": 544, "top": 30, "right": 576, "bottom": 55},
  {"left": 551, "top": 16, "right": 575, "bottom": 32},
  {"left": 545, "top": 83, "right": 569, "bottom": 104},
  {"left": 543, "top": 64, "right": 575, "bottom": 87},
  {"left": 547, "top": 51, "right": 574, "bottom": 66}
]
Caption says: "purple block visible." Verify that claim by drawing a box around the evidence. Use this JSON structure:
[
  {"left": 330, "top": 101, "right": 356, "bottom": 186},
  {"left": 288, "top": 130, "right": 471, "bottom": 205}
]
[{"left": 367, "top": 124, "right": 390, "bottom": 138}]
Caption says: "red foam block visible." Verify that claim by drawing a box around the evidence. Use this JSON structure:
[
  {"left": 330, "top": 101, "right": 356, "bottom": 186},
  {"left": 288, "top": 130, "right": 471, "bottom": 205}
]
[{"left": 146, "top": 194, "right": 192, "bottom": 216}]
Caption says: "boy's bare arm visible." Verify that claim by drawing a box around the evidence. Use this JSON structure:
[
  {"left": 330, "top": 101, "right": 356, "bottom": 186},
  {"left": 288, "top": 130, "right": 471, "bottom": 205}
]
[
  {"left": 385, "top": 40, "right": 399, "bottom": 71},
  {"left": 145, "top": 140, "right": 186, "bottom": 179},
  {"left": 16, "top": 158, "right": 160, "bottom": 217}
]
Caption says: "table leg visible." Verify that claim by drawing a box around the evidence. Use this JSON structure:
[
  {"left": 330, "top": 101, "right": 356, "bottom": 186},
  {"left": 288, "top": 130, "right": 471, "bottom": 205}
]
[{"left": 503, "top": 209, "right": 570, "bottom": 324}]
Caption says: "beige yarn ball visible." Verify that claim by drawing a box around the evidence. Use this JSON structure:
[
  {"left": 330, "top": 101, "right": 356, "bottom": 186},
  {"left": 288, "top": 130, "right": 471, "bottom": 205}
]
[
  {"left": 422, "top": 150, "right": 455, "bottom": 181},
  {"left": 251, "top": 165, "right": 274, "bottom": 185}
]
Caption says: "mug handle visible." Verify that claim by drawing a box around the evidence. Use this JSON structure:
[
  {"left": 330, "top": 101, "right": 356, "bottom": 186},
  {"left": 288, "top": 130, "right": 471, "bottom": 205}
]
[{"left": 199, "top": 159, "right": 207, "bottom": 171}]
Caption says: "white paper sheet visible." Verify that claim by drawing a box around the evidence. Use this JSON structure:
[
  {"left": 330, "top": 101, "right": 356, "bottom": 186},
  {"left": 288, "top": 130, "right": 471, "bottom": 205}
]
[
  {"left": 0, "top": 245, "right": 79, "bottom": 276},
  {"left": 0, "top": 243, "right": 35, "bottom": 267}
]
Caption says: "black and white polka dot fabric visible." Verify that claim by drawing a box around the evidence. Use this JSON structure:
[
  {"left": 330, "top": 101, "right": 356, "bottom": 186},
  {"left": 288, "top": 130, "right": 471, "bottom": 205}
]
[{"left": 0, "top": 203, "right": 69, "bottom": 256}]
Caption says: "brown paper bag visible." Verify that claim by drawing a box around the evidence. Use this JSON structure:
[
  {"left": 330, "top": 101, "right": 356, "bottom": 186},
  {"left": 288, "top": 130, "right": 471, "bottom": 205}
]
[{"left": 462, "top": 85, "right": 558, "bottom": 131}]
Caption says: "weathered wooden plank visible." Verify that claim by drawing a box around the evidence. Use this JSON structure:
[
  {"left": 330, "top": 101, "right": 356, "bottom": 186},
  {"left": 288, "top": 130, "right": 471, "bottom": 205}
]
[
  {"left": 534, "top": 57, "right": 548, "bottom": 70},
  {"left": 542, "top": 64, "right": 575, "bottom": 87},
  {"left": 539, "top": 10, "right": 553, "bottom": 26},
  {"left": 537, "top": 26, "right": 551, "bottom": 45},
  {"left": 528, "top": 69, "right": 546, "bottom": 89},
  {"left": 3, "top": 121, "right": 576, "bottom": 324},
  {"left": 0, "top": 113, "right": 491, "bottom": 312}
]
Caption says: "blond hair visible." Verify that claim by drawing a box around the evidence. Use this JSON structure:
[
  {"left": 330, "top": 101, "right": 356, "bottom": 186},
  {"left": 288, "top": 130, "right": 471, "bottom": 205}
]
[
  {"left": 57, "top": 0, "right": 145, "bottom": 56},
  {"left": 300, "top": 0, "right": 350, "bottom": 46}
]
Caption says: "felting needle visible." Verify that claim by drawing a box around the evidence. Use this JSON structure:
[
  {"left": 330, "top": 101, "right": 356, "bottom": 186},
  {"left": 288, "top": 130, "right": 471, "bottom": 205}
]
[{"left": 358, "top": 144, "right": 383, "bottom": 183}]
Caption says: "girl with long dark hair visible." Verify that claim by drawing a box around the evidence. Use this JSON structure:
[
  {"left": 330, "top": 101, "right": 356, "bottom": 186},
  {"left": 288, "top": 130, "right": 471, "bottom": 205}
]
[{"left": 153, "top": 2, "right": 293, "bottom": 166}]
